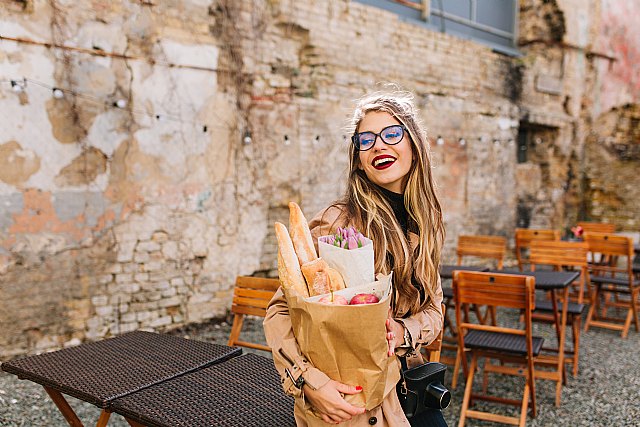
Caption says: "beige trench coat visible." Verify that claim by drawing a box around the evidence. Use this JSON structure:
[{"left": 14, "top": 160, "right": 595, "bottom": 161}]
[{"left": 263, "top": 205, "right": 444, "bottom": 426}]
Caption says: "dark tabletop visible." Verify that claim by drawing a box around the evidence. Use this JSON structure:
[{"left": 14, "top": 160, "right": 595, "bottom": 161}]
[
  {"left": 0, "top": 331, "right": 242, "bottom": 408},
  {"left": 440, "top": 264, "right": 489, "bottom": 279},
  {"left": 111, "top": 353, "right": 295, "bottom": 427},
  {"left": 489, "top": 270, "right": 580, "bottom": 290}
]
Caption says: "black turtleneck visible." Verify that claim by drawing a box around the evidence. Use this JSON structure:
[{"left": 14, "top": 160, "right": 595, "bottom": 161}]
[
  {"left": 377, "top": 185, "right": 409, "bottom": 235},
  {"left": 376, "top": 185, "right": 426, "bottom": 310}
]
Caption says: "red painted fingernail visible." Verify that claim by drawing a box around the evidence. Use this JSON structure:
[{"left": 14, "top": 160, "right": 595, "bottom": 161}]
[{"left": 356, "top": 386, "right": 363, "bottom": 391}]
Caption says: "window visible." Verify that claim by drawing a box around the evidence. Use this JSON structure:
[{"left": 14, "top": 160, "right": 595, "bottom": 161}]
[{"left": 356, "top": 0, "right": 520, "bottom": 56}]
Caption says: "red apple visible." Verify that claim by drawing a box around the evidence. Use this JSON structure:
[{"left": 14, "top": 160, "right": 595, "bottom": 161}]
[
  {"left": 317, "top": 293, "right": 349, "bottom": 305},
  {"left": 349, "top": 293, "right": 380, "bottom": 305}
]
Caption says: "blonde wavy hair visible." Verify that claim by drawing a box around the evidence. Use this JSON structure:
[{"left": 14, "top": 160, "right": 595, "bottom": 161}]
[{"left": 339, "top": 90, "right": 445, "bottom": 316}]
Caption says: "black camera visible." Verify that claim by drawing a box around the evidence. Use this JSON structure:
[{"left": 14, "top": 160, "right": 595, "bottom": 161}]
[{"left": 397, "top": 362, "right": 451, "bottom": 418}]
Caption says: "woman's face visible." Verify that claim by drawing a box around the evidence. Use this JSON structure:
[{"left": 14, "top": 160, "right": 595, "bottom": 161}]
[{"left": 357, "top": 111, "right": 414, "bottom": 194}]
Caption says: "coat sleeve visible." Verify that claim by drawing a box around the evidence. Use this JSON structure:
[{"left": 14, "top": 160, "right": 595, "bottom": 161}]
[
  {"left": 263, "top": 288, "right": 331, "bottom": 397},
  {"left": 396, "top": 274, "right": 444, "bottom": 353}
]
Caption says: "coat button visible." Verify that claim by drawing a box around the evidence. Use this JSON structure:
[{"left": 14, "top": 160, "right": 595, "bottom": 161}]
[{"left": 368, "top": 416, "right": 377, "bottom": 425}]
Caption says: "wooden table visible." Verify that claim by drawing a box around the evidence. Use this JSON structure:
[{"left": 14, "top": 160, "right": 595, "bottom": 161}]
[
  {"left": 1, "top": 331, "right": 294, "bottom": 426},
  {"left": 440, "top": 264, "right": 489, "bottom": 280},
  {"left": 440, "top": 264, "right": 489, "bottom": 300},
  {"left": 489, "top": 269, "right": 579, "bottom": 406}
]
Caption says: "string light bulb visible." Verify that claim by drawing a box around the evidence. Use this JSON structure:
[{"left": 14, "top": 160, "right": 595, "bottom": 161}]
[
  {"left": 52, "top": 88, "right": 64, "bottom": 99},
  {"left": 243, "top": 130, "right": 252, "bottom": 145},
  {"left": 115, "top": 99, "right": 127, "bottom": 109},
  {"left": 459, "top": 138, "right": 466, "bottom": 146},
  {"left": 436, "top": 136, "right": 444, "bottom": 146},
  {"left": 284, "top": 135, "right": 290, "bottom": 146},
  {"left": 10, "top": 80, "right": 25, "bottom": 93}
]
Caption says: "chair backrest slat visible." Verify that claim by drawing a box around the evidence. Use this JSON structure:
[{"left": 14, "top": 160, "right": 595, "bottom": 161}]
[
  {"left": 515, "top": 228, "right": 560, "bottom": 270},
  {"left": 529, "top": 240, "right": 589, "bottom": 268},
  {"left": 453, "top": 271, "right": 534, "bottom": 310},
  {"left": 583, "top": 232, "right": 634, "bottom": 277},
  {"left": 231, "top": 276, "right": 280, "bottom": 317},
  {"left": 456, "top": 235, "right": 507, "bottom": 269},
  {"left": 583, "top": 233, "right": 633, "bottom": 258},
  {"left": 577, "top": 222, "right": 616, "bottom": 234}
]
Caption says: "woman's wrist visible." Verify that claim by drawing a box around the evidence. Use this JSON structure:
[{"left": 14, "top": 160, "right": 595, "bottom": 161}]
[{"left": 394, "top": 320, "right": 411, "bottom": 348}]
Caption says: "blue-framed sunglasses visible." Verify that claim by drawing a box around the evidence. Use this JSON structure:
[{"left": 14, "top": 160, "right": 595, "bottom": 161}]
[{"left": 351, "top": 124, "right": 407, "bottom": 151}]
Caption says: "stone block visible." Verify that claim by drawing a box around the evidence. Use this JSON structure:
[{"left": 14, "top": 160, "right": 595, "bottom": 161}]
[
  {"left": 91, "top": 295, "right": 109, "bottom": 306},
  {"left": 159, "top": 296, "right": 181, "bottom": 307},
  {"left": 116, "top": 240, "right": 137, "bottom": 262},
  {"left": 137, "top": 311, "right": 152, "bottom": 322},
  {"left": 162, "top": 241, "right": 179, "bottom": 259},
  {"left": 134, "top": 252, "right": 150, "bottom": 263},
  {"left": 143, "top": 261, "right": 164, "bottom": 272},
  {"left": 118, "top": 322, "right": 139, "bottom": 333},
  {"left": 137, "top": 241, "right": 161, "bottom": 252},
  {"left": 150, "top": 315, "right": 172, "bottom": 327},
  {"left": 155, "top": 280, "right": 171, "bottom": 290},
  {"left": 170, "top": 276, "right": 185, "bottom": 286},
  {"left": 95, "top": 305, "right": 113, "bottom": 316},
  {"left": 161, "top": 287, "right": 177, "bottom": 297},
  {"left": 121, "top": 312, "right": 137, "bottom": 323},
  {"left": 121, "top": 283, "right": 141, "bottom": 294},
  {"left": 116, "top": 273, "right": 134, "bottom": 284}
]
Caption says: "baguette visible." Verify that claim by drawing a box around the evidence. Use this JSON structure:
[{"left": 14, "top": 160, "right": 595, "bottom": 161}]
[
  {"left": 301, "top": 258, "right": 346, "bottom": 296},
  {"left": 327, "top": 268, "right": 346, "bottom": 292},
  {"left": 288, "top": 202, "right": 318, "bottom": 265},
  {"left": 275, "top": 222, "right": 309, "bottom": 297},
  {"left": 301, "top": 258, "right": 329, "bottom": 290}
]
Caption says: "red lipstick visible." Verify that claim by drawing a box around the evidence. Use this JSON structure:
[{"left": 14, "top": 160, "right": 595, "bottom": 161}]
[{"left": 372, "top": 155, "right": 396, "bottom": 170}]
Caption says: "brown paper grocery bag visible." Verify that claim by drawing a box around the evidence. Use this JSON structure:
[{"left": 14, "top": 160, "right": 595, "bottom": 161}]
[{"left": 286, "top": 274, "right": 400, "bottom": 412}]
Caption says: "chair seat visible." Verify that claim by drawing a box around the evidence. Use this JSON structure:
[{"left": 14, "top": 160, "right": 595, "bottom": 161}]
[
  {"left": 442, "top": 287, "right": 453, "bottom": 299},
  {"left": 590, "top": 275, "right": 639, "bottom": 287},
  {"left": 463, "top": 330, "right": 544, "bottom": 356},
  {"left": 533, "top": 300, "right": 585, "bottom": 315}
]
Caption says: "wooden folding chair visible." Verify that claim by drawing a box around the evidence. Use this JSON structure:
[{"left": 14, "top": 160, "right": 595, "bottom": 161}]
[
  {"left": 227, "top": 276, "right": 280, "bottom": 351},
  {"left": 577, "top": 221, "right": 616, "bottom": 234},
  {"left": 583, "top": 233, "right": 639, "bottom": 339},
  {"left": 515, "top": 228, "right": 560, "bottom": 271},
  {"left": 529, "top": 240, "right": 589, "bottom": 377},
  {"left": 445, "top": 235, "right": 508, "bottom": 389},
  {"left": 454, "top": 271, "right": 541, "bottom": 427}
]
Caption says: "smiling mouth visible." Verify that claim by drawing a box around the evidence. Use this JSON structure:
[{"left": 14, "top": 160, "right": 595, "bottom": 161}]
[{"left": 372, "top": 156, "right": 396, "bottom": 170}]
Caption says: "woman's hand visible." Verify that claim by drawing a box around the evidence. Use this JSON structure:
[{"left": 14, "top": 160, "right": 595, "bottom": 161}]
[
  {"left": 303, "top": 380, "right": 365, "bottom": 424},
  {"left": 385, "top": 315, "right": 406, "bottom": 357}
]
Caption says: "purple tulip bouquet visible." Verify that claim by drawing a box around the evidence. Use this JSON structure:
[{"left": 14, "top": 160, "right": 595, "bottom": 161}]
[{"left": 318, "top": 226, "right": 374, "bottom": 288}]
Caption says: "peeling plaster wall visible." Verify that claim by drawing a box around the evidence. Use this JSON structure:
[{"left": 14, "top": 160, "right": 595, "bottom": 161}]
[
  {"left": 0, "top": 0, "right": 637, "bottom": 357},
  {"left": 591, "top": 0, "right": 640, "bottom": 117}
]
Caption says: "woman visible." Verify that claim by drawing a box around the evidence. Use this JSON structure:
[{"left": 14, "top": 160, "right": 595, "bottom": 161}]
[{"left": 264, "top": 91, "right": 446, "bottom": 426}]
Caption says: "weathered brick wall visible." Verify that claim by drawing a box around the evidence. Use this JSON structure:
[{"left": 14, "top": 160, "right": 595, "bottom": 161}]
[
  {"left": 585, "top": 104, "right": 640, "bottom": 229},
  {"left": 582, "top": 0, "right": 640, "bottom": 229},
  {"left": 0, "top": 0, "right": 637, "bottom": 357}
]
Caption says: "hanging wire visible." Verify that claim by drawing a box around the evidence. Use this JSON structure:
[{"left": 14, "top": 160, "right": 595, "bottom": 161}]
[
  {"left": 1, "top": 77, "right": 225, "bottom": 133},
  {"left": 0, "top": 35, "right": 220, "bottom": 72}
]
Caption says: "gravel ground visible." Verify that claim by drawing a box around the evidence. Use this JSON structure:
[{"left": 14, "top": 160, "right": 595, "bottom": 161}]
[{"left": 1, "top": 311, "right": 639, "bottom": 426}]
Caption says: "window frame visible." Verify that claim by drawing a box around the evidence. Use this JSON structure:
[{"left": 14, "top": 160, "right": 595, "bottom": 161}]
[{"left": 355, "top": 0, "right": 521, "bottom": 57}]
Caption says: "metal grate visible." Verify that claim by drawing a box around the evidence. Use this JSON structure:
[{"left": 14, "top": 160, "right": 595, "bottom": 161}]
[
  {"left": 111, "top": 353, "right": 295, "bottom": 427},
  {"left": 1, "top": 331, "right": 242, "bottom": 408}
]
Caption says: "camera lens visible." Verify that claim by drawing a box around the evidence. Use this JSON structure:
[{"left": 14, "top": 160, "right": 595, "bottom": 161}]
[{"left": 425, "top": 381, "right": 451, "bottom": 409}]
